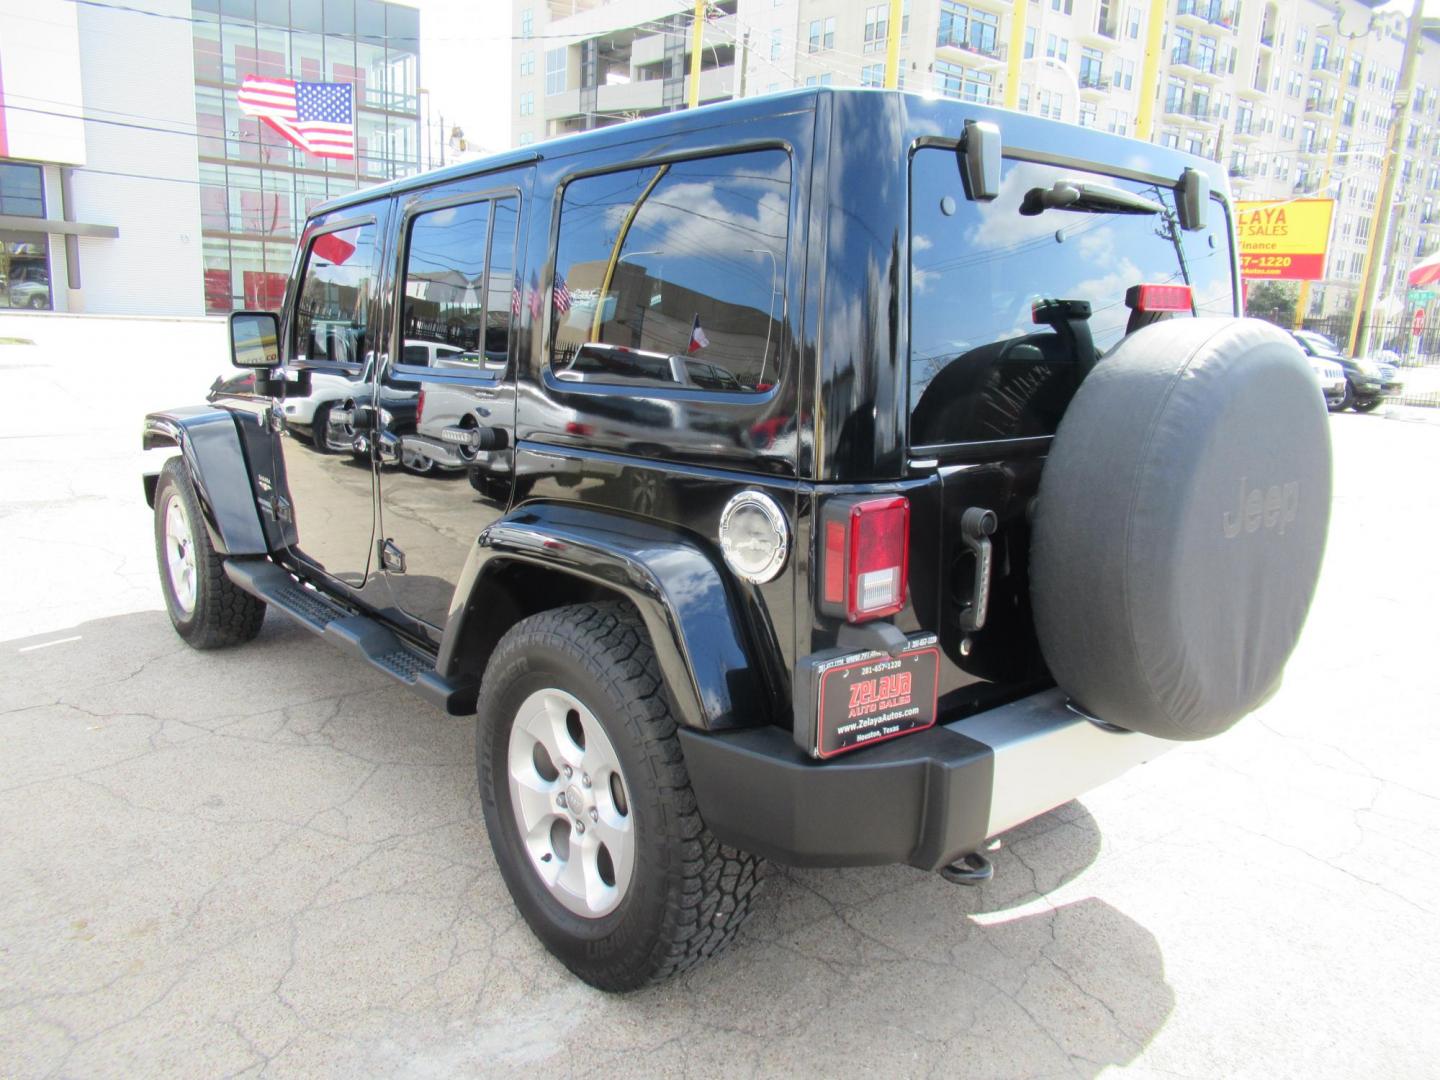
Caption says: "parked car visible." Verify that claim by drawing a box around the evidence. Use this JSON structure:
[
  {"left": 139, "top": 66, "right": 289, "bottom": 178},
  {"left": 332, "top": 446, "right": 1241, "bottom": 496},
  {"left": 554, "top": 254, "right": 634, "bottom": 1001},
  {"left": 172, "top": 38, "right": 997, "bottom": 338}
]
[
  {"left": 1306, "top": 355, "right": 1347, "bottom": 409},
  {"left": 143, "top": 89, "right": 1332, "bottom": 991},
  {"left": 1289, "top": 329, "right": 1404, "bottom": 411}
]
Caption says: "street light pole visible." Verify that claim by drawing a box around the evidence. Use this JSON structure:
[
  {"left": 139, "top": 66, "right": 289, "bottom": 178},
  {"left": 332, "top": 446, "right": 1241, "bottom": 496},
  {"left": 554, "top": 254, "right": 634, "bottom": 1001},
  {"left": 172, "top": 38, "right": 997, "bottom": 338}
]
[{"left": 1348, "top": 0, "right": 1425, "bottom": 357}]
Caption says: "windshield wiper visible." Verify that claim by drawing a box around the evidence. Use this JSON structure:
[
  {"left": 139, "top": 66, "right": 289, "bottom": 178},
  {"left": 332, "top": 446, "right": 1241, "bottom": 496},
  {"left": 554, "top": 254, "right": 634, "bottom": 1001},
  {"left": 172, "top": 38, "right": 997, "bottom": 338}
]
[{"left": 1020, "top": 179, "right": 1164, "bottom": 217}]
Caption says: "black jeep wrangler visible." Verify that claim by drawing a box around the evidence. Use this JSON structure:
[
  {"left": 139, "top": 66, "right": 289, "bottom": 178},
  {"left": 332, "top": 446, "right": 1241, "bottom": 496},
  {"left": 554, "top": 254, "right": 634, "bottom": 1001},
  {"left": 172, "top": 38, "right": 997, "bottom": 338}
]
[{"left": 144, "top": 89, "right": 1331, "bottom": 990}]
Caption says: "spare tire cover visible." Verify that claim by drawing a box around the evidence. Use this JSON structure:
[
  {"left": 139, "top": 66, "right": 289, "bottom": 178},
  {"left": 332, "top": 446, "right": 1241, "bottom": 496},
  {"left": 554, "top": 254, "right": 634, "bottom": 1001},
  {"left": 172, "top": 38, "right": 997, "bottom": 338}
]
[{"left": 1030, "top": 318, "right": 1331, "bottom": 741}]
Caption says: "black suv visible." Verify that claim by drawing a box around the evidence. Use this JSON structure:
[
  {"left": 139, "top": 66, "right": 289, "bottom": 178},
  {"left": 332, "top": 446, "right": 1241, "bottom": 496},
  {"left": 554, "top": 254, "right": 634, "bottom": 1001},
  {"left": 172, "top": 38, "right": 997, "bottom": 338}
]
[{"left": 144, "top": 90, "right": 1331, "bottom": 990}]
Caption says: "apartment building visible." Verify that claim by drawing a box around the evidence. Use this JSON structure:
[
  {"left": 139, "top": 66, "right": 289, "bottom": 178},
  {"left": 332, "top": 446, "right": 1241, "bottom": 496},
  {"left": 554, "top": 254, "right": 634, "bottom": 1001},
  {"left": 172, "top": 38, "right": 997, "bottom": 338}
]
[{"left": 512, "top": 0, "right": 1440, "bottom": 316}]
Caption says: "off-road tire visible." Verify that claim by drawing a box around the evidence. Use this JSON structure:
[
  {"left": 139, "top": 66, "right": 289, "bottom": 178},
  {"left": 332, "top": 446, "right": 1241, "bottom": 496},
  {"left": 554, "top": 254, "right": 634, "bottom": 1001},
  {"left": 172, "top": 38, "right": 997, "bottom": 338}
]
[
  {"left": 153, "top": 458, "right": 266, "bottom": 649},
  {"left": 477, "top": 601, "right": 764, "bottom": 991}
]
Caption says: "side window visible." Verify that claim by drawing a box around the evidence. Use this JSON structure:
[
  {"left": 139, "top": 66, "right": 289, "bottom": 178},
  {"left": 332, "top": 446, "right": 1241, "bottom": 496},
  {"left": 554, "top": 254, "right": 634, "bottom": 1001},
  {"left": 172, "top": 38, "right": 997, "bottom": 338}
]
[
  {"left": 293, "top": 222, "right": 377, "bottom": 364},
  {"left": 549, "top": 150, "right": 789, "bottom": 393},
  {"left": 398, "top": 196, "right": 519, "bottom": 375}
]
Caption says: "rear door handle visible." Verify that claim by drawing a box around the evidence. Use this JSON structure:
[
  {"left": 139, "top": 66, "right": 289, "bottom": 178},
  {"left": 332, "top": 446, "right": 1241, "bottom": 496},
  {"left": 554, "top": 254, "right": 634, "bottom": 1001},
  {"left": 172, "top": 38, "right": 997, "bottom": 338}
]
[{"left": 959, "top": 507, "right": 997, "bottom": 633}]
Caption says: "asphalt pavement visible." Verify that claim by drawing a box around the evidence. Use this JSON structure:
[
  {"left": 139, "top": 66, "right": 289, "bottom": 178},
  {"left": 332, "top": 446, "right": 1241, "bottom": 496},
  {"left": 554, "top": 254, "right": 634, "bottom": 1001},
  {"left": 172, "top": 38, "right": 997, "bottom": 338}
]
[{"left": 2, "top": 313, "right": 1438, "bottom": 1078}]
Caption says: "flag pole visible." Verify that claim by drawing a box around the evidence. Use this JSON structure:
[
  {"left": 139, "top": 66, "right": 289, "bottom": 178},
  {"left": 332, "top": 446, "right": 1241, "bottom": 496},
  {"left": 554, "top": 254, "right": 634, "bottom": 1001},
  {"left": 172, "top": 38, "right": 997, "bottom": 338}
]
[{"left": 351, "top": 81, "right": 360, "bottom": 185}]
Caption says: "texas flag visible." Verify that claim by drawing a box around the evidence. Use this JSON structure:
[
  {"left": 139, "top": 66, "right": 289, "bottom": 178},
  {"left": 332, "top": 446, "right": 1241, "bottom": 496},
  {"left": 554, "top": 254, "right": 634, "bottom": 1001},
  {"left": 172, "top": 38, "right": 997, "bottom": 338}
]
[{"left": 688, "top": 314, "right": 710, "bottom": 353}]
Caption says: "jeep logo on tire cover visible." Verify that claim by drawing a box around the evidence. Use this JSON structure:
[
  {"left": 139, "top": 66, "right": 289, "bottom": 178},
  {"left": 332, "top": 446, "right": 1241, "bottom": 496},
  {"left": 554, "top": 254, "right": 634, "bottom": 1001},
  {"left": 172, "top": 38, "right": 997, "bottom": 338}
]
[{"left": 1222, "top": 476, "right": 1300, "bottom": 538}]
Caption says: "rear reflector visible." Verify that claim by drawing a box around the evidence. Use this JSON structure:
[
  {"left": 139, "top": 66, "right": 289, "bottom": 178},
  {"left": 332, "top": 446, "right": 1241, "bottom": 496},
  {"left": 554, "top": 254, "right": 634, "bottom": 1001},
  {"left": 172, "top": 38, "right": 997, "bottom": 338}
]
[{"left": 1126, "top": 283, "right": 1193, "bottom": 312}]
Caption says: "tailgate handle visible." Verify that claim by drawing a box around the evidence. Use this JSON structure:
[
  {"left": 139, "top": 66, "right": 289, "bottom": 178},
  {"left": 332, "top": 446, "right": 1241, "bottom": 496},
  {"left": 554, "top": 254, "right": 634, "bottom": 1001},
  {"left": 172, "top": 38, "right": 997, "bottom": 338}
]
[{"left": 959, "top": 507, "right": 997, "bottom": 633}]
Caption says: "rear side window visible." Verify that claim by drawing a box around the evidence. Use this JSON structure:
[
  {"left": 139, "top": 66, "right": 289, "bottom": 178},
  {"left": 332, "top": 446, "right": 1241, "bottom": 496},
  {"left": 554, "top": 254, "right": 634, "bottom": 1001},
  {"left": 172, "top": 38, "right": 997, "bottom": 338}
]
[
  {"left": 294, "top": 222, "right": 377, "bottom": 364},
  {"left": 549, "top": 150, "right": 789, "bottom": 393},
  {"left": 399, "top": 196, "right": 520, "bottom": 374},
  {"left": 908, "top": 149, "right": 1235, "bottom": 445}
]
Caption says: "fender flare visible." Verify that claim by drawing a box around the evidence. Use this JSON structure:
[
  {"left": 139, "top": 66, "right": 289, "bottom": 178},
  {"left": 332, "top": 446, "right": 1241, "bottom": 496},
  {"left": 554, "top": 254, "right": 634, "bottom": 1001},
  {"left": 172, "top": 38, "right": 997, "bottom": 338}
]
[
  {"left": 142, "top": 406, "right": 268, "bottom": 556},
  {"left": 441, "top": 503, "right": 768, "bottom": 732}
]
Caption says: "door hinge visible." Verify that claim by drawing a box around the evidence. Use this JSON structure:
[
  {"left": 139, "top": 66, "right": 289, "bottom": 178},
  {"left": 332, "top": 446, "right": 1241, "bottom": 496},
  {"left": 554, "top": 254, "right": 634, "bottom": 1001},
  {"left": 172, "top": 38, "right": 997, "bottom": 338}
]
[{"left": 378, "top": 538, "right": 406, "bottom": 574}]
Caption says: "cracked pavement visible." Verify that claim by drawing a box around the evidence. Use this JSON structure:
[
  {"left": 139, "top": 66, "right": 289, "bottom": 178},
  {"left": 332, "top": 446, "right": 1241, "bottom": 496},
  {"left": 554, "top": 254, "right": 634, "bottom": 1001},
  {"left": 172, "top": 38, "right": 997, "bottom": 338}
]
[{"left": 2, "top": 314, "right": 1438, "bottom": 1078}]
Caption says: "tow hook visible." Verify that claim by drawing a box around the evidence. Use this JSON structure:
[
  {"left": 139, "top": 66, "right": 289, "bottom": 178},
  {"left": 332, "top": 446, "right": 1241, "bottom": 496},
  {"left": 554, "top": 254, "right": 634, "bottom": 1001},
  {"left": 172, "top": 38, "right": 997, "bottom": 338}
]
[{"left": 939, "top": 851, "right": 994, "bottom": 885}]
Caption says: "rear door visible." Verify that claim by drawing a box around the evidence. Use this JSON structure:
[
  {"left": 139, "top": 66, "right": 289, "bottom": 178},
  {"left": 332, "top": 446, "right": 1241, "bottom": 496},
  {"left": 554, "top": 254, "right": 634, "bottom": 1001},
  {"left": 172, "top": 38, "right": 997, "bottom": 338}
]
[
  {"left": 375, "top": 174, "right": 528, "bottom": 634},
  {"left": 904, "top": 148, "right": 1238, "bottom": 707}
]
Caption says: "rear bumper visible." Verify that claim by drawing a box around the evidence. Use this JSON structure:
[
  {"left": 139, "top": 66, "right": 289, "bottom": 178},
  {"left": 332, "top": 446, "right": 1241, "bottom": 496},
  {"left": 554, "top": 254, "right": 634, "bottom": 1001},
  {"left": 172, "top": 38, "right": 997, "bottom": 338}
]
[{"left": 679, "top": 688, "right": 1170, "bottom": 870}]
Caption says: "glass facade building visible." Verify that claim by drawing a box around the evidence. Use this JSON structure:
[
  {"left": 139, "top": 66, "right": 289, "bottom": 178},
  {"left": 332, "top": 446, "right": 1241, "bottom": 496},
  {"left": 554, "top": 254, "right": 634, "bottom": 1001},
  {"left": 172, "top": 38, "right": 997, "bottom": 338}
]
[{"left": 191, "top": 0, "right": 421, "bottom": 313}]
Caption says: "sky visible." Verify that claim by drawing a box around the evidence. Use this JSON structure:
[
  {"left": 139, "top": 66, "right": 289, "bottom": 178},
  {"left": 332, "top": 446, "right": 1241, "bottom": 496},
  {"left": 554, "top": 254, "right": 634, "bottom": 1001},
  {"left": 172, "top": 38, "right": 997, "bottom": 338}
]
[{"left": 416, "top": 0, "right": 512, "bottom": 160}]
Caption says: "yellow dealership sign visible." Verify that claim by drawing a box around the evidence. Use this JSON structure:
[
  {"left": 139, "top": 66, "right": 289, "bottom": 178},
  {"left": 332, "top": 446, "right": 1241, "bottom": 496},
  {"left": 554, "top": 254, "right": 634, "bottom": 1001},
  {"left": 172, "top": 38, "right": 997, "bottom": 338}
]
[{"left": 1235, "top": 199, "right": 1334, "bottom": 280}]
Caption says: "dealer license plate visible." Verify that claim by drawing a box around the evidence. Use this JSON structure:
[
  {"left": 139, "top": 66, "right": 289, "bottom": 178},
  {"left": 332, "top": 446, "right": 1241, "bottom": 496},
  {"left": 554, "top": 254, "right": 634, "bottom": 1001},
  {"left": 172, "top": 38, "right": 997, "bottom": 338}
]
[{"left": 810, "top": 643, "right": 940, "bottom": 759}]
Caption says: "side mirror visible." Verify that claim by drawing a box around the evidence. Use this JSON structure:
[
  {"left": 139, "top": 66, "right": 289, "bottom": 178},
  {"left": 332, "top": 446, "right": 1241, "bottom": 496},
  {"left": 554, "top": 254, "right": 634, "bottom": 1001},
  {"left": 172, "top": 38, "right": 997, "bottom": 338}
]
[
  {"left": 957, "top": 119, "right": 1002, "bottom": 202},
  {"left": 229, "top": 311, "right": 281, "bottom": 369},
  {"left": 1176, "top": 167, "right": 1209, "bottom": 232}
]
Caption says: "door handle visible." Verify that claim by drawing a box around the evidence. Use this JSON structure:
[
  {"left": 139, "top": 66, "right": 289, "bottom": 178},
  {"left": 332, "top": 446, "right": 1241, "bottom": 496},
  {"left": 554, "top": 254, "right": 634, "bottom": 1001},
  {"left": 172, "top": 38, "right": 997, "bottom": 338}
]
[
  {"left": 376, "top": 429, "right": 400, "bottom": 462},
  {"left": 959, "top": 507, "right": 997, "bottom": 633}
]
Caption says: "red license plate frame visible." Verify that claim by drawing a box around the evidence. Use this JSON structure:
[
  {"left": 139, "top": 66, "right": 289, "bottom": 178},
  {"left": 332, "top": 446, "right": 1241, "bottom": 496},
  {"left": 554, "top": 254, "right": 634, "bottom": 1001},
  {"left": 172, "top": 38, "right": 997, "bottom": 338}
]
[{"left": 814, "top": 646, "right": 941, "bottom": 759}]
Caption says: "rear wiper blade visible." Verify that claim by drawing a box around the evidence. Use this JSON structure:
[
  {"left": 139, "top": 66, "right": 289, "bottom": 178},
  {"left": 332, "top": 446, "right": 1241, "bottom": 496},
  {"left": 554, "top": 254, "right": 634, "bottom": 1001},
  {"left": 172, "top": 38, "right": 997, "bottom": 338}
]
[{"left": 1020, "top": 179, "right": 1164, "bottom": 217}]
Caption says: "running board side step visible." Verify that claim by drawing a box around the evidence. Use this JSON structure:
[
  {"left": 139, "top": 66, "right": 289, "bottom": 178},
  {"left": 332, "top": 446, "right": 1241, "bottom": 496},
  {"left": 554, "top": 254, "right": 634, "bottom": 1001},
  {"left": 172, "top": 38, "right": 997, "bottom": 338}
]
[{"left": 223, "top": 557, "right": 478, "bottom": 716}]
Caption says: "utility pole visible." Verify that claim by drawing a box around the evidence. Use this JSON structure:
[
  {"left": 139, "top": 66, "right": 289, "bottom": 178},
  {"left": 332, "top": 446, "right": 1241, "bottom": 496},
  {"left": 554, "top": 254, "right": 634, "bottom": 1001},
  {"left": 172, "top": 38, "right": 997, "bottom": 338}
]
[
  {"left": 688, "top": 0, "right": 705, "bottom": 109},
  {"left": 1349, "top": 0, "right": 1425, "bottom": 357},
  {"left": 1295, "top": 54, "right": 1359, "bottom": 330},
  {"left": 883, "top": 0, "right": 903, "bottom": 88},
  {"left": 738, "top": 29, "right": 749, "bottom": 99},
  {"left": 1135, "top": 0, "right": 1167, "bottom": 141}
]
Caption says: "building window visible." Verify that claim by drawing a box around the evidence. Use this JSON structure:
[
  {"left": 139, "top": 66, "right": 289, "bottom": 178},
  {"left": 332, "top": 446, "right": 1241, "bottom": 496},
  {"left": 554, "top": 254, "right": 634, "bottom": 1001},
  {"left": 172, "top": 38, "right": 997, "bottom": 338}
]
[
  {"left": 809, "top": 19, "right": 821, "bottom": 52},
  {"left": 1079, "top": 102, "right": 1097, "bottom": 127},
  {"left": 1127, "top": 5, "right": 1142, "bottom": 38},
  {"left": 0, "top": 164, "right": 51, "bottom": 310},
  {"left": 519, "top": 51, "right": 534, "bottom": 76},
  {"left": 771, "top": 29, "right": 782, "bottom": 60},
  {"left": 545, "top": 48, "right": 567, "bottom": 95},
  {"left": 938, "top": 2, "right": 999, "bottom": 56},
  {"left": 861, "top": 63, "right": 885, "bottom": 86},
  {"left": 520, "top": 8, "right": 532, "bottom": 38},
  {"left": 1118, "top": 58, "right": 1135, "bottom": 90},
  {"left": 519, "top": 92, "right": 535, "bottom": 116},
  {"left": 863, "top": 5, "right": 888, "bottom": 53},
  {"left": 518, "top": 132, "right": 535, "bottom": 145},
  {"left": 1024, "top": 26, "right": 1036, "bottom": 58},
  {"left": 936, "top": 63, "right": 991, "bottom": 102},
  {"left": 1045, "top": 34, "right": 1069, "bottom": 62},
  {"left": 1080, "top": 47, "right": 1104, "bottom": 88},
  {"left": 550, "top": 150, "right": 791, "bottom": 394},
  {"left": 809, "top": 16, "right": 835, "bottom": 51}
]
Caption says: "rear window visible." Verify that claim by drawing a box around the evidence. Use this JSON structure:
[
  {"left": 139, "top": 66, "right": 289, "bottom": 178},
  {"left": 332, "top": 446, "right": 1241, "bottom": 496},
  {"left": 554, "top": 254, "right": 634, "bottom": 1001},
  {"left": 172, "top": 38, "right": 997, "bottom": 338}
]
[
  {"left": 909, "top": 149, "right": 1235, "bottom": 445},
  {"left": 549, "top": 149, "right": 790, "bottom": 393}
]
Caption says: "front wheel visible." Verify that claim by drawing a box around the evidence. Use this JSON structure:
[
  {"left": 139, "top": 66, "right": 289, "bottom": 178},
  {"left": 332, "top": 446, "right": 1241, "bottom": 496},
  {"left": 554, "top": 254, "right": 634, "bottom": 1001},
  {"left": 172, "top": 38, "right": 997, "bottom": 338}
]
[
  {"left": 1339, "top": 379, "right": 1357, "bottom": 411},
  {"left": 1353, "top": 397, "right": 1384, "bottom": 413},
  {"left": 153, "top": 458, "right": 265, "bottom": 648},
  {"left": 477, "top": 602, "right": 763, "bottom": 991}
]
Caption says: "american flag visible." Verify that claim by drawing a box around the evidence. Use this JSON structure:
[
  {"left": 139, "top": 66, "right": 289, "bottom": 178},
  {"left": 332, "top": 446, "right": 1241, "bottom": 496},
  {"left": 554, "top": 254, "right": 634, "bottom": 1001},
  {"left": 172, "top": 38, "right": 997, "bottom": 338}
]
[
  {"left": 237, "top": 76, "right": 355, "bottom": 159},
  {"left": 552, "top": 274, "right": 572, "bottom": 316}
]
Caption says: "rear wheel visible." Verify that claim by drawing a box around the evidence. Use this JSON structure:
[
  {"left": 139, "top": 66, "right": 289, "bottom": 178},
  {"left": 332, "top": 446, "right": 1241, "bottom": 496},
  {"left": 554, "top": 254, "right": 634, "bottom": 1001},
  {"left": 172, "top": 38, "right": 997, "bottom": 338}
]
[
  {"left": 1354, "top": 397, "right": 1383, "bottom": 413},
  {"left": 309, "top": 403, "right": 335, "bottom": 453},
  {"left": 477, "top": 602, "right": 763, "bottom": 991},
  {"left": 1339, "top": 379, "right": 1356, "bottom": 411},
  {"left": 153, "top": 458, "right": 265, "bottom": 648}
]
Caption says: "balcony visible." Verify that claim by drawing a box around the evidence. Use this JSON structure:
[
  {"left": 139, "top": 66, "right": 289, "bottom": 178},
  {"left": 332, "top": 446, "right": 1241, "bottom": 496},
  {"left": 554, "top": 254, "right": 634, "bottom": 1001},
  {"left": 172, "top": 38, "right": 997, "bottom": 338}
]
[
  {"left": 935, "top": 36, "right": 1005, "bottom": 61},
  {"left": 1259, "top": 29, "right": 1275, "bottom": 48},
  {"left": 1304, "top": 93, "right": 1336, "bottom": 115},
  {"left": 1172, "top": 48, "right": 1220, "bottom": 78},
  {"left": 1185, "top": 100, "right": 1220, "bottom": 120},
  {"left": 1079, "top": 69, "right": 1108, "bottom": 92},
  {"left": 1229, "top": 163, "right": 1253, "bottom": 178},
  {"left": 1079, "top": 17, "right": 1119, "bottom": 44},
  {"left": 1176, "top": 0, "right": 1237, "bottom": 31},
  {"left": 1233, "top": 119, "right": 1260, "bottom": 140}
]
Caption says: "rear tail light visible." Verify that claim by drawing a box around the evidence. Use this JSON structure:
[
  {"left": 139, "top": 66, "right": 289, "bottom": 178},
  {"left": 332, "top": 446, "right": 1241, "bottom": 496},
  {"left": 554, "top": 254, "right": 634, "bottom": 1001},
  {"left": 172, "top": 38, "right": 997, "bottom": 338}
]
[
  {"left": 821, "top": 496, "right": 910, "bottom": 622},
  {"left": 1126, "top": 283, "right": 1193, "bottom": 312},
  {"left": 416, "top": 389, "right": 426, "bottom": 425}
]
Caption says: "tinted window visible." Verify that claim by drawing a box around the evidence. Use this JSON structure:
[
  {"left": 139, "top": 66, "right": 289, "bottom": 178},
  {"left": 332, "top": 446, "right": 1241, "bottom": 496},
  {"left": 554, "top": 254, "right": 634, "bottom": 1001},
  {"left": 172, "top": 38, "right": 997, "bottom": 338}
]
[
  {"left": 909, "top": 150, "right": 1235, "bottom": 445},
  {"left": 294, "top": 222, "right": 377, "bottom": 364},
  {"left": 550, "top": 150, "right": 789, "bottom": 393},
  {"left": 399, "top": 196, "right": 518, "bottom": 373}
]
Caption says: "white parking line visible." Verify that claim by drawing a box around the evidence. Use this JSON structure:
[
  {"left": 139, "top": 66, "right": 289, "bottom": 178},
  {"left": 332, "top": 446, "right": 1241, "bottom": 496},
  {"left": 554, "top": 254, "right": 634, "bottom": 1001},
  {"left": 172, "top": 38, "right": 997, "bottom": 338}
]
[{"left": 18, "top": 635, "right": 82, "bottom": 653}]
